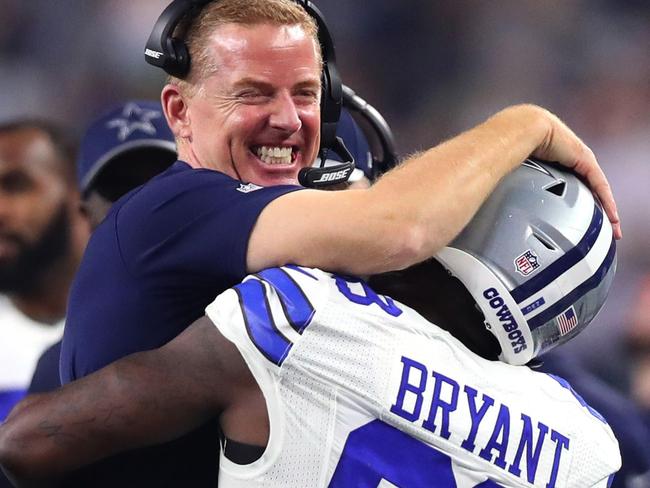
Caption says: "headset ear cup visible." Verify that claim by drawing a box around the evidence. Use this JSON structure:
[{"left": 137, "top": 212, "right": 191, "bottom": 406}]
[
  {"left": 169, "top": 38, "right": 190, "bottom": 77},
  {"left": 320, "top": 70, "right": 329, "bottom": 119},
  {"left": 320, "top": 71, "right": 333, "bottom": 142}
]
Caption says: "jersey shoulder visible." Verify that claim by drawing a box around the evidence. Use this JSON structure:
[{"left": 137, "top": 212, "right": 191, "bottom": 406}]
[{"left": 206, "top": 266, "right": 334, "bottom": 366}]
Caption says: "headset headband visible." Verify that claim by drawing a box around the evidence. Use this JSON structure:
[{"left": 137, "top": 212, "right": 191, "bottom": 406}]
[
  {"left": 298, "top": 1, "right": 341, "bottom": 150},
  {"left": 144, "top": 0, "right": 211, "bottom": 77},
  {"left": 342, "top": 85, "right": 398, "bottom": 178}
]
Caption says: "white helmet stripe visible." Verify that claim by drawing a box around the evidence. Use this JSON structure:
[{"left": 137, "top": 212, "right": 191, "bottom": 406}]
[
  {"left": 511, "top": 204, "right": 603, "bottom": 304},
  {"left": 517, "top": 204, "right": 613, "bottom": 327},
  {"left": 526, "top": 238, "right": 615, "bottom": 330}
]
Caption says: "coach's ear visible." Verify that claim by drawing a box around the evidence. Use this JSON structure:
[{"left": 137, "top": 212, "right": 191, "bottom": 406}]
[{"left": 161, "top": 84, "right": 191, "bottom": 140}]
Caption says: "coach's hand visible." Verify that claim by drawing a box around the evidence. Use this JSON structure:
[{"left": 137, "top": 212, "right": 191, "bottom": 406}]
[{"left": 506, "top": 104, "right": 621, "bottom": 240}]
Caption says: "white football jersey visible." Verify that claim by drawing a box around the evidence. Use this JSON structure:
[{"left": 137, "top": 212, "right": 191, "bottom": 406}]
[
  {"left": 0, "top": 295, "right": 64, "bottom": 419},
  {"left": 205, "top": 266, "right": 620, "bottom": 488}
]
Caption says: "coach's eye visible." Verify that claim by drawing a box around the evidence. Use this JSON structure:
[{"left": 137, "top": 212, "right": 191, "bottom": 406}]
[
  {"left": 237, "top": 90, "right": 270, "bottom": 104},
  {"left": 294, "top": 89, "right": 319, "bottom": 104}
]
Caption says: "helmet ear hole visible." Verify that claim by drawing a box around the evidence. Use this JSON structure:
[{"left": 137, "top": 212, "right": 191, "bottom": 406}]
[
  {"left": 532, "top": 232, "right": 557, "bottom": 251},
  {"left": 544, "top": 180, "right": 567, "bottom": 197}
]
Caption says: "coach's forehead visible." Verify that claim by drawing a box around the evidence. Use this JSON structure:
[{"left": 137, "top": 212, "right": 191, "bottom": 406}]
[{"left": 206, "top": 22, "right": 320, "bottom": 69}]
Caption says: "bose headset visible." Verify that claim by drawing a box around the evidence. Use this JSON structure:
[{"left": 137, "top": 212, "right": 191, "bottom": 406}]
[
  {"left": 144, "top": 0, "right": 355, "bottom": 188},
  {"left": 342, "top": 85, "right": 398, "bottom": 179}
]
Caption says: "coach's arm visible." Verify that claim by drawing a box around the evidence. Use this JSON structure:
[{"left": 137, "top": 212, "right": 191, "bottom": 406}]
[{"left": 248, "top": 104, "right": 621, "bottom": 275}]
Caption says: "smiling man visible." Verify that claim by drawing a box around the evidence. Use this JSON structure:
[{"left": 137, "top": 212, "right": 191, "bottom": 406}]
[
  {"left": 57, "top": 0, "right": 621, "bottom": 486},
  {"left": 165, "top": 21, "right": 322, "bottom": 186}
]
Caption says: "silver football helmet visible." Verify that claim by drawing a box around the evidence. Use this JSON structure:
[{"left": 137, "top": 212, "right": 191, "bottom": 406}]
[{"left": 436, "top": 159, "right": 617, "bottom": 365}]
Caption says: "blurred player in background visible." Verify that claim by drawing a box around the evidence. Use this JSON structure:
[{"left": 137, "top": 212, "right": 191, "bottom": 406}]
[
  {"left": 0, "top": 120, "right": 88, "bottom": 418},
  {"left": 0, "top": 161, "right": 620, "bottom": 487},
  {"left": 0, "top": 102, "right": 175, "bottom": 488},
  {"left": 27, "top": 100, "right": 178, "bottom": 398},
  {"left": 0, "top": 120, "right": 89, "bottom": 488},
  {"left": 76, "top": 101, "right": 178, "bottom": 230}
]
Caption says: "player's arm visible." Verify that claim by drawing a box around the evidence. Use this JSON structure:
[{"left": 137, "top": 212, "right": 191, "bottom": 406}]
[
  {"left": 248, "top": 104, "right": 620, "bottom": 275},
  {"left": 0, "top": 317, "right": 242, "bottom": 482}
]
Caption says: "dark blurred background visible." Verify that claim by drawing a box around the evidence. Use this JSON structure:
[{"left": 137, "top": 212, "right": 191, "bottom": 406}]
[{"left": 1, "top": 0, "right": 649, "bottom": 403}]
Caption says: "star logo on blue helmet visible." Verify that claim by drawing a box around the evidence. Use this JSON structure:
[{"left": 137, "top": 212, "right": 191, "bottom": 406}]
[{"left": 105, "top": 103, "right": 162, "bottom": 142}]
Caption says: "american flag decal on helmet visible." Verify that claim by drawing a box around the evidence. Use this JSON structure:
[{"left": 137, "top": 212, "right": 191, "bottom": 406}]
[{"left": 556, "top": 306, "right": 578, "bottom": 336}]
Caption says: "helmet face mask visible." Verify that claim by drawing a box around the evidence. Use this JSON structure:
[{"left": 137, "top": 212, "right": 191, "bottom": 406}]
[{"left": 436, "top": 159, "right": 617, "bottom": 365}]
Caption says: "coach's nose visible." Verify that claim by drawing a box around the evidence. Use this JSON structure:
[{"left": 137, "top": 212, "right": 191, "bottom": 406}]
[{"left": 269, "top": 90, "right": 302, "bottom": 134}]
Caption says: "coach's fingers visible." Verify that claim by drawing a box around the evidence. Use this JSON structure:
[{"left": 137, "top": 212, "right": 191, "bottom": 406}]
[
  {"left": 572, "top": 151, "right": 622, "bottom": 240},
  {"left": 532, "top": 112, "right": 622, "bottom": 240}
]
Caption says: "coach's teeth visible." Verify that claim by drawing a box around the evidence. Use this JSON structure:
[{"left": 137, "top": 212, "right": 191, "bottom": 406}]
[{"left": 255, "top": 146, "right": 292, "bottom": 165}]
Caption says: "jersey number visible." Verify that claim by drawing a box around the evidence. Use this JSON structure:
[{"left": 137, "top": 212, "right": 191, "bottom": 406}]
[
  {"left": 329, "top": 420, "right": 501, "bottom": 487},
  {"left": 335, "top": 276, "right": 403, "bottom": 317}
]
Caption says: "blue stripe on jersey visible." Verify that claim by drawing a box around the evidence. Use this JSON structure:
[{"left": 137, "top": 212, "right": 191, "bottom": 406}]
[
  {"left": 234, "top": 280, "right": 292, "bottom": 366},
  {"left": 0, "top": 389, "right": 26, "bottom": 421},
  {"left": 284, "top": 264, "right": 318, "bottom": 280},
  {"left": 511, "top": 205, "right": 603, "bottom": 304},
  {"left": 607, "top": 473, "right": 616, "bottom": 488},
  {"left": 527, "top": 238, "right": 616, "bottom": 330},
  {"left": 257, "top": 267, "right": 315, "bottom": 334}
]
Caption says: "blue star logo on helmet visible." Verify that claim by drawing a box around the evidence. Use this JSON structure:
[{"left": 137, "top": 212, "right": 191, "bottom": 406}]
[{"left": 105, "top": 103, "right": 163, "bottom": 142}]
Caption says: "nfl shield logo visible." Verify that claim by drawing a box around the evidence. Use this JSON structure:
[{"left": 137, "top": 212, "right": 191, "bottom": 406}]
[{"left": 514, "top": 249, "right": 540, "bottom": 276}]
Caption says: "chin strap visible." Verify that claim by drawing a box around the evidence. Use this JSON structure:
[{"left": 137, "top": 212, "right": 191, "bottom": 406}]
[{"left": 298, "top": 136, "right": 355, "bottom": 188}]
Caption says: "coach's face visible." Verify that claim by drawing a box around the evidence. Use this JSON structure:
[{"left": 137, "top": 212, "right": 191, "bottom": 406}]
[{"left": 165, "top": 23, "right": 322, "bottom": 186}]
